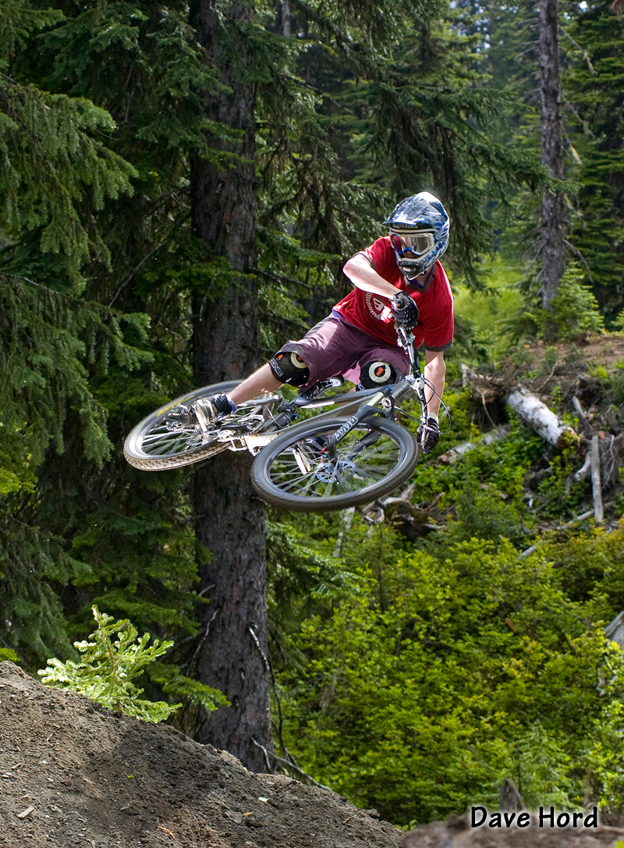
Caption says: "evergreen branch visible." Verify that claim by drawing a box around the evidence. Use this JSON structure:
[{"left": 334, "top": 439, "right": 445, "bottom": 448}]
[
  {"left": 559, "top": 26, "right": 597, "bottom": 75},
  {"left": 280, "top": 72, "right": 353, "bottom": 113},
  {"left": 563, "top": 239, "right": 594, "bottom": 283},
  {"left": 0, "top": 271, "right": 148, "bottom": 322},
  {"left": 109, "top": 236, "right": 172, "bottom": 308},
  {"left": 254, "top": 266, "right": 312, "bottom": 290},
  {"left": 287, "top": 0, "right": 379, "bottom": 79},
  {"left": 562, "top": 95, "right": 596, "bottom": 138}
]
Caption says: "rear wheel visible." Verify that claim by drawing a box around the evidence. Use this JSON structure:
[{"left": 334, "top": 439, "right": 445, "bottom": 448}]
[
  {"left": 124, "top": 381, "right": 281, "bottom": 470},
  {"left": 251, "top": 416, "right": 418, "bottom": 511}
]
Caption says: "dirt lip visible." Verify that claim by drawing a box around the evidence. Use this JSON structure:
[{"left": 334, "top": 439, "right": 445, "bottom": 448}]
[
  {"left": 402, "top": 812, "right": 624, "bottom": 848},
  {"left": 0, "top": 661, "right": 402, "bottom": 848}
]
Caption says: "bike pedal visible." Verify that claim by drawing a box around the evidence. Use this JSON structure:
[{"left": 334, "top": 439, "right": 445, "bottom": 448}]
[{"left": 298, "top": 376, "right": 344, "bottom": 400}]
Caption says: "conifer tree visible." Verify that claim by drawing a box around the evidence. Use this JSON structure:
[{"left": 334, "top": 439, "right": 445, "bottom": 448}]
[
  {"left": 0, "top": 0, "right": 217, "bottom": 696},
  {"left": 188, "top": 0, "right": 274, "bottom": 771},
  {"left": 565, "top": 0, "right": 624, "bottom": 321}
]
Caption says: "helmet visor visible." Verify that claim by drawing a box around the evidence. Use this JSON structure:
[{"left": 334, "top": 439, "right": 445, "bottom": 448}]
[{"left": 390, "top": 231, "right": 435, "bottom": 257}]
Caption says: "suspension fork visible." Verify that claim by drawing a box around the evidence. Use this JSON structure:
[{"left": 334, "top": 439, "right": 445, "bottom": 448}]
[{"left": 395, "top": 325, "right": 431, "bottom": 444}]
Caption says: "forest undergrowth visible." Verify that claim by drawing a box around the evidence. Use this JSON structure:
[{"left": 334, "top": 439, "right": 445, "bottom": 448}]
[{"left": 267, "top": 323, "right": 624, "bottom": 827}]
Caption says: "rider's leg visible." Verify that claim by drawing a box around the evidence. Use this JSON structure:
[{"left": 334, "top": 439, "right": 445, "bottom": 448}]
[
  {"left": 195, "top": 317, "right": 406, "bottom": 422},
  {"left": 346, "top": 345, "right": 410, "bottom": 389},
  {"left": 358, "top": 360, "right": 398, "bottom": 389},
  {"left": 229, "top": 364, "right": 282, "bottom": 406},
  {"left": 194, "top": 352, "right": 310, "bottom": 423},
  {"left": 229, "top": 317, "right": 356, "bottom": 410},
  {"left": 228, "top": 348, "right": 311, "bottom": 405}
]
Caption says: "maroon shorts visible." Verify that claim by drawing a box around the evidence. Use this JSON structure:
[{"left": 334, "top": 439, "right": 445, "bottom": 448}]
[{"left": 278, "top": 315, "right": 410, "bottom": 388}]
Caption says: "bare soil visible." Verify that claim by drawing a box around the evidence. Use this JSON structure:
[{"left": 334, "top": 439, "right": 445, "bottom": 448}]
[
  {"left": 499, "top": 332, "right": 624, "bottom": 400},
  {"left": 0, "top": 662, "right": 401, "bottom": 848},
  {"left": 3, "top": 665, "right": 624, "bottom": 848}
]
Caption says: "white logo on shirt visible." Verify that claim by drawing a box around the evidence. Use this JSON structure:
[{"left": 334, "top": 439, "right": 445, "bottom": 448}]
[{"left": 366, "top": 292, "right": 392, "bottom": 322}]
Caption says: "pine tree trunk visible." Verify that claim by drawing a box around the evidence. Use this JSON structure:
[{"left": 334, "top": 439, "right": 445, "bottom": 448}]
[
  {"left": 282, "top": 1, "right": 291, "bottom": 37},
  {"left": 189, "top": 0, "right": 273, "bottom": 773},
  {"left": 539, "top": 0, "right": 565, "bottom": 308}
]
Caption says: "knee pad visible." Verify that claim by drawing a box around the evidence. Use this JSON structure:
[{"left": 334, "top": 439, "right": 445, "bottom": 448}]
[
  {"left": 269, "top": 350, "right": 310, "bottom": 386},
  {"left": 360, "top": 360, "right": 397, "bottom": 389}
]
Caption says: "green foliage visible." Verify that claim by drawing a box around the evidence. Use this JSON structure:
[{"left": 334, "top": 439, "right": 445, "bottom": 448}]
[
  {"left": 0, "top": 648, "right": 20, "bottom": 663},
  {"left": 0, "top": 76, "right": 136, "bottom": 290},
  {"left": 146, "top": 662, "right": 229, "bottom": 712},
  {"left": 588, "top": 642, "right": 624, "bottom": 813},
  {"left": 0, "top": 273, "right": 150, "bottom": 468},
  {"left": 38, "top": 606, "right": 181, "bottom": 722},
  {"left": 276, "top": 532, "right": 611, "bottom": 824},
  {"left": 512, "top": 723, "right": 576, "bottom": 810},
  {"left": 541, "top": 265, "right": 604, "bottom": 341},
  {"left": 565, "top": 0, "right": 624, "bottom": 322}
]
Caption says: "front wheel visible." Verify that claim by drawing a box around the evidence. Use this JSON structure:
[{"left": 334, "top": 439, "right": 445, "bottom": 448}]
[{"left": 251, "top": 416, "right": 418, "bottom": 512}]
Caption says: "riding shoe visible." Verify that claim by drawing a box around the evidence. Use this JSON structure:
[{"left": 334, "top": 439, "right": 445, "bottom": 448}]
[{"left": 193, "top": 393, "right": 235, "bottom": 428}]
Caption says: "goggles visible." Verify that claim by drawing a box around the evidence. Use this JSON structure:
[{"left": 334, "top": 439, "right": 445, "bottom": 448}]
[{"left": 390, "top": 230, "right": 435, "bottom": 257}]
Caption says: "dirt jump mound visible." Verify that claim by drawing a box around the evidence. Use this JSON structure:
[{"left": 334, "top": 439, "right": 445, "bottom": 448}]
[{"left": 0, "top": 661, "right": 400, "bottom": 848}]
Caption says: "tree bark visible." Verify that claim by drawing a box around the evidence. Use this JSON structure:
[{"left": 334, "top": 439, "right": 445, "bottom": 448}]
[
  {"left": 189, "top": 0, "right": 273, "bottom": 772},
  {"left": 282, "top": 1, "right": 291, "bottom": 37},
  {"left": 539, "top": 0, "right": 566, "bottom": 308}
]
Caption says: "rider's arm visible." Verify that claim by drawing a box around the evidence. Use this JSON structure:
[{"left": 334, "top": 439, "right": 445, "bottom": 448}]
[
  {"left": 343, "top": 253, "right": 401, "bottom": 299},
  {"left": 424, "top": 349, "right": 446, "bottom": 417}
]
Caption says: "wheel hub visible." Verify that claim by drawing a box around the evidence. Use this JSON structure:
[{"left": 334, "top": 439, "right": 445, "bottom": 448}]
[{"left": 315, "top": 457, "right": 356, "bottom": 483}]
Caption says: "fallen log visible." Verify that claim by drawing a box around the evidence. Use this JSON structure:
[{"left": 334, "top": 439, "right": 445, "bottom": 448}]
[
  {"left": 437, "top": 425, "right": 511, "bottom": 465},
  {"left": 506, "top": 386, "right": 579, "bottom": 449}
]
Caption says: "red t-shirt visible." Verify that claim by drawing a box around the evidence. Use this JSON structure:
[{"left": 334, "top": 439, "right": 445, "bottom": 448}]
[{"left": 333, "top": 236, "right": 454, "bottom": 351}]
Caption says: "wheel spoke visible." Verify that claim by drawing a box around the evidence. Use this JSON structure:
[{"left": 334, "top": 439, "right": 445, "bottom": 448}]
[
  {"left": 264, "top": 421, "right": 408, "bottom": 503},
  {"left": 137, "top": 397, "right": 279, "bottom": 459}
]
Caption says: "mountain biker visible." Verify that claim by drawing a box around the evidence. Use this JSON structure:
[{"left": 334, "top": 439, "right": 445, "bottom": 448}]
[{"left": 198, "top": 191, "right": 453, "bottom": 454}]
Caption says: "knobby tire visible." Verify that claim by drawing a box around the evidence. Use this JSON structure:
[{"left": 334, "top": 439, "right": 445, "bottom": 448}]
[
  {"left": 251, "top": 416, "right": 419, "bottom": 512},
  {"left": 124, "top": 381, "right": 246, "bottom": 470}
]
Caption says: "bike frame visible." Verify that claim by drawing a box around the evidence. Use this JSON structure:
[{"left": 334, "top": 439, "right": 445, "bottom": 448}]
[{"left": 241, "top": 324, "right": 431, "bottom": 455}]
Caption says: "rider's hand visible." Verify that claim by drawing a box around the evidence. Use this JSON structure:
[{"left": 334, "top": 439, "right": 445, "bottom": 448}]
[
  {"left": 418, "top": 415, "right": 440, "bottom": 454},
  {"left": 391, "top": 291, "right": 419, "bottom": 330}
]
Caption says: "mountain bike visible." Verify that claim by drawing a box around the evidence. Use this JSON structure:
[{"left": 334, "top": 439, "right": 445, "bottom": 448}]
[{"left": 124, "top": 326, "right": 441, "bottom": 512}]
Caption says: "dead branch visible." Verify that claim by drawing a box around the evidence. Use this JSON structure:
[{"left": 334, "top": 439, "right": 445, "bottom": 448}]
[
  {"left": 591, "top": 434, "right": 604, "bottom": 523},
  {"left": 572, "top": 395, "right": 593, "bottom": 435},
  {"left": 560, "top": 509, "right": 595, "bottom": 529},
  {"left": 572, "top": 451, "right": 592, "bottom": 483}
]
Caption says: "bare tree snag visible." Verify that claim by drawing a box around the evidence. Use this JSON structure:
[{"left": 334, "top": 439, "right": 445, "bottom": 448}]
[
  {"left": 281, "top": 1, "right": 291, "bottom": 36},
  {"left": 507, "top": 387, "right": 578, "bottom": 448},
  {"left": 539, "top": 0, "right": 566, "bottom": 307}
]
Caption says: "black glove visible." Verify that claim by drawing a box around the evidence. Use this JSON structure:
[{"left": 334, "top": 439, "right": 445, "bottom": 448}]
[
  {"left": 418, "top": 416, "right": 440, "bottom": 454},
  {"left": 391, "top": 291, "right": 419, "bottom": 330}
]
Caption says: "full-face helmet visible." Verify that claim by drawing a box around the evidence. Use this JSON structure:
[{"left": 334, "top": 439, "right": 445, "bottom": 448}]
[{"left": 384, "top": 192, "right": 449, "bottom": 284}]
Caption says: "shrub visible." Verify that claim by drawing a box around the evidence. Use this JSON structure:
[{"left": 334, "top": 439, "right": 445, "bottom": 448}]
[{"left": 39, "top": 606, "right": 180, "bottom": 722}]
